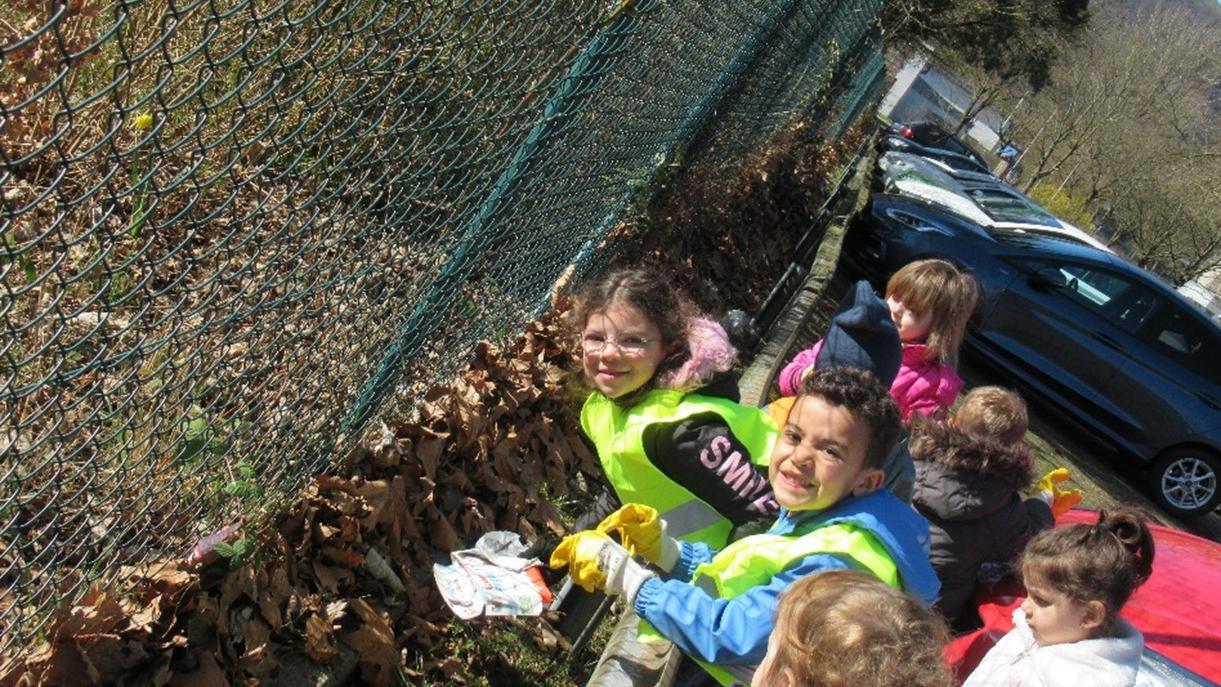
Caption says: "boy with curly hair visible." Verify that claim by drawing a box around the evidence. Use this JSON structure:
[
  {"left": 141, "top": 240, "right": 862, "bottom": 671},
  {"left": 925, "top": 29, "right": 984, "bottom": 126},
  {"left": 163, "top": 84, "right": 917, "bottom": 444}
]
[{"left": 552, "top": 367, "right": 939, "bottom": 686}]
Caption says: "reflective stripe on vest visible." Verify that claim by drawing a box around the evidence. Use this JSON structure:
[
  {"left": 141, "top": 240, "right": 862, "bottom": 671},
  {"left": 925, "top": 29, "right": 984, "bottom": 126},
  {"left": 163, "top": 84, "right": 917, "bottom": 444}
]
[
  {"left": 661, "top": 499, "right": 725, "bottom": 540},
  {"left": 581, "top": 389, "right": 778, "bottom": 548},
  {"left": 691, "top": 521, "right": 901, "bottom": 686}
]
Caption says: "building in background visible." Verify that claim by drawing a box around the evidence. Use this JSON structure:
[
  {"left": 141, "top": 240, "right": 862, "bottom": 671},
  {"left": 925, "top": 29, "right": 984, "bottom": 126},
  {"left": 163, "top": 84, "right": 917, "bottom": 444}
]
[
  {"left": 1179, "top": 266, "right": 1221, "bottom": 320},
  {"left": 879, "top": 52, "right": 1006, "bottom": 159}
]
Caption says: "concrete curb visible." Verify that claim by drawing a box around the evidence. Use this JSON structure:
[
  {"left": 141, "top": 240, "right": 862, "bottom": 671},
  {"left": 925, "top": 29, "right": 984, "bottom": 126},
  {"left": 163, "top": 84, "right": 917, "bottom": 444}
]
[
  {"left": 585, "top": 610, "right": 681, "bottom": 687},
  {"left": 739, "top": 149, "right": 877, "bottom": 408}
]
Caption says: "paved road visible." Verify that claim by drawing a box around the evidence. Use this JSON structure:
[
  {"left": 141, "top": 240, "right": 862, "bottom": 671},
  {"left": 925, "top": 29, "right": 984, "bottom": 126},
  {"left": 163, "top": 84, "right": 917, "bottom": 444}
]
[{"left": 959, "top": 352, "right": 1221, "bottom": 543}]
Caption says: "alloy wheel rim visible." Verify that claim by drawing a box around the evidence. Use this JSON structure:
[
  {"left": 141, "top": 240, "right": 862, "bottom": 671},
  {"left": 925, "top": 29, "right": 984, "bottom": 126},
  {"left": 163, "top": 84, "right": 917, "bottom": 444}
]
[{"left": 1162, "top": 457, "right": 1217, "bottom": 510}]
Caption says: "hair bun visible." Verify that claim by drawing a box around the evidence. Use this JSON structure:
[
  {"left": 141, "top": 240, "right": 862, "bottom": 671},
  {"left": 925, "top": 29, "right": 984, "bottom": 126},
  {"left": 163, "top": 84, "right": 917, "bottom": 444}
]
[{"left": 1098, "top": 508, "right": 1155, "bottom": 585}]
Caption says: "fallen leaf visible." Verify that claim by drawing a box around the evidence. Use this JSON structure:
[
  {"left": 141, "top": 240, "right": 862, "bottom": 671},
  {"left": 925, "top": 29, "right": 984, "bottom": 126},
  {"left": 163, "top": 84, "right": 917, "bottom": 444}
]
[
  {"left": 237, "top": 614, "right": 270, "bottom": 659},
  {"left": 311, "top": 563, "right": 353, "bottom": 596},
  {"left": 341, "top": 600, "right": 398, "bottom": 687},
  {"left": 75, "top": 633, "right": 148, "bottom": 682},
  {"left": 304, "top": 613, "right": 338, "bottom": 664},
  {"left": 415, "top": 438, "right": 445, "bottom": 482},
  {"left": 320, "top": 545, "right": 364, "bottom": 569},
  {"left": 425, "top": 505, "right": 461, "bottom": 552},
  {"left": 53, "top": 589, "right": 129, "bottom": 641},
  {"left": 314, "top": 475, "right": 359, "bottom": 495}
]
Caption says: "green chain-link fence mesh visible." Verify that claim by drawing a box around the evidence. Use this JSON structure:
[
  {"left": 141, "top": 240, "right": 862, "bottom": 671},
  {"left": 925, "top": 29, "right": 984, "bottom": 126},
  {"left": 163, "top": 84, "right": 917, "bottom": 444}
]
[{"left": 1, "top": 0, "right": 883, "bottom": 653}]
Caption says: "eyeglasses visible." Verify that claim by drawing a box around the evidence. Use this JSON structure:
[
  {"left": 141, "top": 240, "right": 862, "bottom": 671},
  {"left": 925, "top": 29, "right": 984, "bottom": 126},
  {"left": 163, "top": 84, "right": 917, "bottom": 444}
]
[{"left": 581, "top": 333, "right": 654, "bottom": 357}]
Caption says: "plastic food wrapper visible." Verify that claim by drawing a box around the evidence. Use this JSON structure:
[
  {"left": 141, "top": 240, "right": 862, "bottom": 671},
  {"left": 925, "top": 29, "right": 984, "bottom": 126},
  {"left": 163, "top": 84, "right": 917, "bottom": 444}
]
[{"left": 433, "top": 530, "right": 554, "bottom": 619}]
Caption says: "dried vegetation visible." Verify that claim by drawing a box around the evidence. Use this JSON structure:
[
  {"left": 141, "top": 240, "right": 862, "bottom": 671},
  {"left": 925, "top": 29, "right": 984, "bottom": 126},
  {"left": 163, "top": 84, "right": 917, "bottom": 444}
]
[{"left": 0, "top": 112, "right": 869, "bottom": 684}]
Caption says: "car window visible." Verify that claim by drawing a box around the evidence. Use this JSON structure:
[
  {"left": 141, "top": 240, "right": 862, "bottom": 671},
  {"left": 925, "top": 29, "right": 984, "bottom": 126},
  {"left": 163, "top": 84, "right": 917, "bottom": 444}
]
[
  {"left": 938, "top": 153, "right": 990, "bottom": 175},
  {"left": 906, "top": 122, "right": 987, "bottom": 164},
  {"left": 942, "top": 137, "right": 968, "bottom": 155},
  {"left": 1054, "top": 265, "right": 1159, "bottom": 335},
  {"left": 909, "top": 122, "right": 950, "bottom": 144},
  {"left": 964, "top": 187, "right": 1059, "bottom": 226},
  {"left": 1137, "top": 302, "right": 1221, "bottom": 385}
]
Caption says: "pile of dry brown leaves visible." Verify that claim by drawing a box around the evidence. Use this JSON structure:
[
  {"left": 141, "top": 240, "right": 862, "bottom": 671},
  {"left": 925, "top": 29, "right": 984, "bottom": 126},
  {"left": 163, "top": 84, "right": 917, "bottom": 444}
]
[
  {"left": 0, "top": 118, "right": 871, "bottom": 686},
  {"left": 1, "top": 315, "right": 600, "bottom": 686}
]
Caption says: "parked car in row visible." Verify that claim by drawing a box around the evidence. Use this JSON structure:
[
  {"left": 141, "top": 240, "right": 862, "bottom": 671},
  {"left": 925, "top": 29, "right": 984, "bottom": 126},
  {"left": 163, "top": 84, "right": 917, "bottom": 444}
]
[
  {"left": 877, "top": 120, "right": 993, "bottom": 176},
  {"left": 875, "top": 151, "right": 1113, "bottom": 253},
  {"left": 843, "top": 193, "right": 1221, "bottom": 518}
]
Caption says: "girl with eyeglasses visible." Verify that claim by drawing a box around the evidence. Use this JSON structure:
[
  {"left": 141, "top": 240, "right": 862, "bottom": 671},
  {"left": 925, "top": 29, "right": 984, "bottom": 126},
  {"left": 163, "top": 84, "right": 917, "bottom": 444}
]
[{"left": 568, "top": 267, "right": 781, "bottom": 549}]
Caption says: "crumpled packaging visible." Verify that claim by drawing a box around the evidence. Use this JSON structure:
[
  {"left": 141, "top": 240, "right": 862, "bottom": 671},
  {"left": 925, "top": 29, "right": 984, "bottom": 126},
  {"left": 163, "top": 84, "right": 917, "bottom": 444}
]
[{"left": 433, "top": 530, "right": 553, "bottom": 619}]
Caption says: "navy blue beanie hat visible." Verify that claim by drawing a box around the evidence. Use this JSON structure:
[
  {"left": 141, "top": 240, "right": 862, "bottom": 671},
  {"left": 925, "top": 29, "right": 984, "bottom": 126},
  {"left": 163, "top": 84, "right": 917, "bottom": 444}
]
[{"left": 815, "top": 280, "right": 902, "bottom": 387}]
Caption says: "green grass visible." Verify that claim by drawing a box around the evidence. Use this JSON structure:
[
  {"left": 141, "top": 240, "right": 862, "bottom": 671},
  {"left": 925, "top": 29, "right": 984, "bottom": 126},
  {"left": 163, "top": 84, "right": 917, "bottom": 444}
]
[{"left": 403, "top": 614, "right": 613, "bottom": 686}]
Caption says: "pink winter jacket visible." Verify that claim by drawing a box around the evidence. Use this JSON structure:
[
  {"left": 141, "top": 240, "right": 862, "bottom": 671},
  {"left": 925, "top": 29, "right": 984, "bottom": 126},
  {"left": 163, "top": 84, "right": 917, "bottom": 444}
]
[{"left": 778, "top": 340, "right": 963, "bottom": 422}]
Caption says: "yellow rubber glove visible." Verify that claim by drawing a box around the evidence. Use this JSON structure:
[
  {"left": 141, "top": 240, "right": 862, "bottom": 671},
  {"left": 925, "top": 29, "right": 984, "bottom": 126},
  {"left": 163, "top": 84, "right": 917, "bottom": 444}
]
[
  {"left": 1035, "top": 468, "right": 1084, "bottom": 518},
  {"left": 597, "top": 504, "right": 679, "bottom": 571},
  {"left": 549, "top": 530, "right": 654, "bottom": 600}
]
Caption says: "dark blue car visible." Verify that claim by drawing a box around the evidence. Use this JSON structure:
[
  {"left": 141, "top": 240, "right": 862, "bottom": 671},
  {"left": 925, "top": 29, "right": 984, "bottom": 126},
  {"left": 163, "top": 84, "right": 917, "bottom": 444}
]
[{"left": 844, "top": 193, "right": 1221, "bottom": 518}]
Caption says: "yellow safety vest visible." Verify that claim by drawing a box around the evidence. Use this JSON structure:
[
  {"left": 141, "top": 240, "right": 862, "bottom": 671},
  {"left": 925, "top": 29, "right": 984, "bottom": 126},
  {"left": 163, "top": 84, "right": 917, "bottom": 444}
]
[
  {"left": 581, "top": 389, "right": 779, "bottom": 548},
  {"left": 691, "top": 520, "right": 901, "bottom": 686}
]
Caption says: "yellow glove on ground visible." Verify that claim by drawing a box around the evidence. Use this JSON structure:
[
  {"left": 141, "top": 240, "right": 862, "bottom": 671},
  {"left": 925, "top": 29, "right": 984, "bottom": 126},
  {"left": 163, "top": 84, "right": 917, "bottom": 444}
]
[
  {"left": 549, "top": 530, "right": 655, "bottom": 601},
  {"left": 596, "top": 504, "right": 680, "bottom": 571},
  {"left": 1035, "top": 468, "right": 1084, "bottom": 517}
]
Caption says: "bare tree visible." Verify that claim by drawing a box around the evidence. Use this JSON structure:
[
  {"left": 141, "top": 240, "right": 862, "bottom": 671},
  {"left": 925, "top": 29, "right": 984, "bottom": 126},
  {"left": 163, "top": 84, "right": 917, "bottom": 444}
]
[
  {"left": 883, "top": 0, "right": 1089, "bottom": 93},
  {"left": 1011, "top": 4, "right": 1220, "bottom": 284}
]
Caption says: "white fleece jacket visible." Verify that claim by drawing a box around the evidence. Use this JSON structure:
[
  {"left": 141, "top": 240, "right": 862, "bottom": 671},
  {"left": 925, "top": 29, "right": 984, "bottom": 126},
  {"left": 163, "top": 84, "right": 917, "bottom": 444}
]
[{"left": 962, "top": 609, "right": 1144, "bottom": 687}]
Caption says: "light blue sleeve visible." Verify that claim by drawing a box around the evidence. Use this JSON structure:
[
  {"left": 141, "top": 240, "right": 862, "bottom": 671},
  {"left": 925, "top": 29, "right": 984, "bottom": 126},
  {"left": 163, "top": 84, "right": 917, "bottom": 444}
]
[
  {"left": 634, "top": 554, "right": 853, "bottom": 665},
  {"left": 665, "top": 540, "right": 716, "bottom": 582}
]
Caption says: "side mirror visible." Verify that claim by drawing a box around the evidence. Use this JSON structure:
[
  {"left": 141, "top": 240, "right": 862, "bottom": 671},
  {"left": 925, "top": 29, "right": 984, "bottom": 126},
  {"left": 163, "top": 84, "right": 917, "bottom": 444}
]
[{"left": 1028, "top": 267, "right": 1067, "bottom": 291}]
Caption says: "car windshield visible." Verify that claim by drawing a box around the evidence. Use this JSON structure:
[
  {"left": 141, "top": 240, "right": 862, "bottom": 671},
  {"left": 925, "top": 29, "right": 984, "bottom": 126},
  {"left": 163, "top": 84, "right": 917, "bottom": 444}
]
[
  {"left": 938, "top": 154, "right": 989, "bottom": 175},
  {"left": 907, "top": 123, "right": 988, "bottom": 161},
  {"left": 963, "top": 186, "right": 1060, "bottom": 226}
]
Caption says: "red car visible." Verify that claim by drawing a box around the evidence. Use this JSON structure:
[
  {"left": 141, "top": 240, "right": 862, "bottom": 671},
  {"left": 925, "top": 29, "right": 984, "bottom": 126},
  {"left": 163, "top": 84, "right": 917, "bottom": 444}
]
[{"left": 947, "top": 511, "right": 1221, "bottom": 685}]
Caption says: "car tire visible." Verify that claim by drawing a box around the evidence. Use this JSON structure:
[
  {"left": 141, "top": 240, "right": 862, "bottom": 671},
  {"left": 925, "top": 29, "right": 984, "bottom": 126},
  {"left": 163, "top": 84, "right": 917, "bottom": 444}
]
[{"left": 1148, "top": 447, "right": 1221, "bottom": 519}]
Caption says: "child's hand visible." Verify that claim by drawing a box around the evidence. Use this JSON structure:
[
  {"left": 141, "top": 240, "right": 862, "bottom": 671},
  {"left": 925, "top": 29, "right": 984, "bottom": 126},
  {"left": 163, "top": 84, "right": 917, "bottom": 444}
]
[
  {"left": 1035, "top": 468, "right": 1084, "bottom": 517},
  {"left": 597, "top": 504, "right": 679, "bottom": 571},
  {"left": 549, "top": 530, "right": 654, "bottom": 600}
]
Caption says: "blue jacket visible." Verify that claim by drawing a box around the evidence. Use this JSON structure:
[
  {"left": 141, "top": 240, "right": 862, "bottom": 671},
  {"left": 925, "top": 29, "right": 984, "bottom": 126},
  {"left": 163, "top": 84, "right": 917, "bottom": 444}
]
[{"left": 632, "top": 489, "right": 939, "bottom": 666}]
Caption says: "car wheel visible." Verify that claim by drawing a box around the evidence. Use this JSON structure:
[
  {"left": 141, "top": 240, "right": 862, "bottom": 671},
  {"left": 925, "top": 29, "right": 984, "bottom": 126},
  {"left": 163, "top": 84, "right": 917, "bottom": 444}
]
[{"left": 1148, "top": 448, "right": 1221, "bottom": 519}]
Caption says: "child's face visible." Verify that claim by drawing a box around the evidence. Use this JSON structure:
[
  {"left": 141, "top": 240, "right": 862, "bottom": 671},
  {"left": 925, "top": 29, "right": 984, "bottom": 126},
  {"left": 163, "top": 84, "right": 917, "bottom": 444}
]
[
  {"left": 768, "top": 394, "right": 882, "bottom": 512},
  {"left": 1020, "top": 572, "right": 1100, "bottom": 646},
  {"left": 581, "top": 303, "right": 668, "bottom": 400},
  {"left": 887, "top": 295, "right": 933, "bottom": 343}
]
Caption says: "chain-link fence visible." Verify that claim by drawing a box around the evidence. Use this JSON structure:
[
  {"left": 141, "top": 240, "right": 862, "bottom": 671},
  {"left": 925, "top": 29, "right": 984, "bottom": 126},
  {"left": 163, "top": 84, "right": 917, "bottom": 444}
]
[{"left": 1, "top": 0, "right": 883, "bottom": 653}]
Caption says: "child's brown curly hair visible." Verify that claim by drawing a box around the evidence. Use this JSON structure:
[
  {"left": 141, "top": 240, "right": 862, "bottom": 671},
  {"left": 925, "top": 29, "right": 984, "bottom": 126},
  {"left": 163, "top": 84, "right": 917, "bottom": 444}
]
[
  {"left": 757, "top": 569, "right": 954, "bottom": 687},
  {"left": 1020, "top": 507, "right": 1155, "bottom": 638},
  {"left": 798, "top": 366, "right": 900, "bottom": 470}
]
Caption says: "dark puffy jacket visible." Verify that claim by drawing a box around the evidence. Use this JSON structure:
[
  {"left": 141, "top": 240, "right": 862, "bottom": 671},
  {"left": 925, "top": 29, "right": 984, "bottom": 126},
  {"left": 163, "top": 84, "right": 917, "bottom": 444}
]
[{"left": 909, "top": 418, "right": 1053, "bottom": 623}]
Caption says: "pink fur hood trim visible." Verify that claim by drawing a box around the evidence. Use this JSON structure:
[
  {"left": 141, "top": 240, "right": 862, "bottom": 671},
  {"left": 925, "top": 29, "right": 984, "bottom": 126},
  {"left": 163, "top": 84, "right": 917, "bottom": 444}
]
[{"left": 657, "top": 317, "right": 737, "bottom": 392}]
